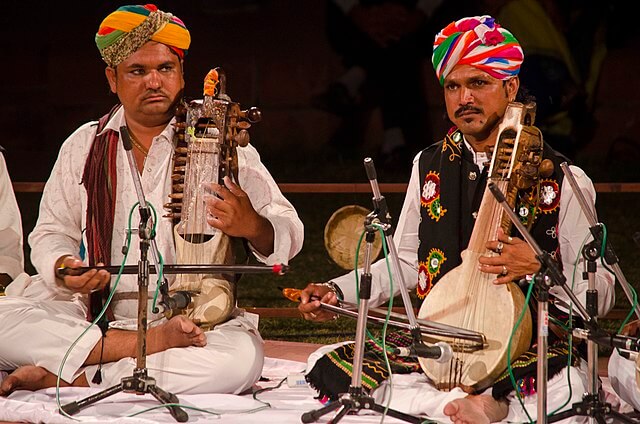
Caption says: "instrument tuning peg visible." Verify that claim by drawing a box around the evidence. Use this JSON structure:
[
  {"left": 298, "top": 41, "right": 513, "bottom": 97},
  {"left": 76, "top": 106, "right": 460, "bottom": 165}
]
[
  {"left": 163, "top": 202, "right": 182, "bottom": 210},
  {"left": 539, "top": 159, "right": 554, "bottom": 178},
  {"left": 234, "top": 129, "right": 250, "bottom": 147},
  {"left": 244, "top": 107, "right": 262, "bottom": 123}
]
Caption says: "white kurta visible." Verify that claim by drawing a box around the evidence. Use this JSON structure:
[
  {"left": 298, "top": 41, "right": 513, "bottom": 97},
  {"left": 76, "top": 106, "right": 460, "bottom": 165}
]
[
  {"left": 608, "top": 349, "right": 640, "bottom": 411},
  {"left": 328, "top": 145, "right": 615, "bottom": 421},
  {"left": 0, "top": 107, "right": 304, "bottom": 394},
  {"left": 0, "top": 153, "right": 24, "bottom": 280}
]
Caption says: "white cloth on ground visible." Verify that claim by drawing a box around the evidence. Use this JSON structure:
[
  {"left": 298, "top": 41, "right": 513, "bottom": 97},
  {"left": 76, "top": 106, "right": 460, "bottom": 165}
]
[
  {"left": 0, "top": 353, "right": 632, "bottom": 423},
  {"left": 307, "top": 342, "right": 591, "bottom": 423},
  {"left": 0, "top": 357, "right": 423, "bottom": 423}
]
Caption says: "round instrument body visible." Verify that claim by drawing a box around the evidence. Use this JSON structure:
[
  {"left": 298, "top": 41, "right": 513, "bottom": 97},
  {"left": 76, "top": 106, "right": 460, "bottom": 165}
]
[
  {"left": 417, "top": 249, "right": 532, "bottom": 392},
  {"left": 324, "top": 205, "right": 382, "bottom": 270},
  {"left": 170, "top": 227, "right": 235, "bottom": 330}
]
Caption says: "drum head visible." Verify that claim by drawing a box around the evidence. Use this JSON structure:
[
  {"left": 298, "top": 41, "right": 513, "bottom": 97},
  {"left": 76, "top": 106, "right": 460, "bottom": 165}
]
[{"left": 324, "top": 205, "right": 382, "bottom": 270}]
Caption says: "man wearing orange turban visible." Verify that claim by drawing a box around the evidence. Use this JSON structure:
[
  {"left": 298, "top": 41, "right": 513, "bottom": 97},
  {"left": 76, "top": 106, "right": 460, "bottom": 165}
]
[
  {"left": 96, "top": 4, "right": 191, "bottom": 67},
  {"left": 0, "top": 4, "right": 303, "bottom": 401}
]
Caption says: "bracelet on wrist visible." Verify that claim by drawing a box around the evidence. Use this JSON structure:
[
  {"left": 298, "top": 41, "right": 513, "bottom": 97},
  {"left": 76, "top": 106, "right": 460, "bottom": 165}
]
[{"left": 318, "top": 281, "right": 344, "bottom": 302}]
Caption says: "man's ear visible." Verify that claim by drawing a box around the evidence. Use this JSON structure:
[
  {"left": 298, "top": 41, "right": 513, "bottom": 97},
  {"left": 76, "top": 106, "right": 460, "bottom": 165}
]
[
  {"left": 105, "top": 67, "right": 117, "bottom": 94},
  {"left": 506, "top": 76, "right": 519, "bottom": 102}
]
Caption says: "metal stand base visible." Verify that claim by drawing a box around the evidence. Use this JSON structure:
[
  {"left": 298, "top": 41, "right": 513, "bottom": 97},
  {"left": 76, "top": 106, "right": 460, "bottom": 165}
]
[
  {"left": 546, "top": 393, "right": 635, "bottom": 424},
  {"left": 302, "top": 158, "right": 422, "bottom": 424},
  {"left": 60, "top": 128, "right": 188, "bottom": 422},
  {"left": 301, "top": 387, "right": 422, "bottom": 424},
  {"left": 60, "top": 369, "right": 188, "bottom": 422}
]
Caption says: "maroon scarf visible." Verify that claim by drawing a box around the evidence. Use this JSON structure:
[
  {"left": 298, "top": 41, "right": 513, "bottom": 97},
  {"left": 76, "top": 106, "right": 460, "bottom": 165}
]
[{"left": 82, "top": 104, "right": 121, "bottom": 323}]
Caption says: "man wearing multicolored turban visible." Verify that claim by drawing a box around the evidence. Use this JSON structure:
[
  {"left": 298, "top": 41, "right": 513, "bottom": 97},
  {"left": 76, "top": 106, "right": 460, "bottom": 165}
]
[
  {"left": 95, "top": 4, "right": 191, "bottom": 68},
  {"left": 432, "top": 15, "right": 523, "bottom": 86},
  {"left": 0, "top": 3, "right": 304, "bottom": 402},
  {"left": 300, "top": 15, "right": 613, "bottom": 424}
]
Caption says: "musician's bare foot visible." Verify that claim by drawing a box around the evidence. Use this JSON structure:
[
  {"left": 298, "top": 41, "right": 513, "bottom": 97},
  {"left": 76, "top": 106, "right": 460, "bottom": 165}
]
[
  {"left": 148, "top": 315, "right": 207, "bottom": 353},
  {"left": 0, "top": 366, "right": 56, "bottom": 396},
  {"left": 443, "top": 395, "right": 508, "bottom": 424}
]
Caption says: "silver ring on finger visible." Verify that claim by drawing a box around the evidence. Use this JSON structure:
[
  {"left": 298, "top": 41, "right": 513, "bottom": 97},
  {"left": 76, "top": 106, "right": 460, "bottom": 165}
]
[
  {"left": 500, "top": 265, "right": 508, "bottom": 276},
  {"left": 496, "top": 241, "right": 504, "bottom": 254}
]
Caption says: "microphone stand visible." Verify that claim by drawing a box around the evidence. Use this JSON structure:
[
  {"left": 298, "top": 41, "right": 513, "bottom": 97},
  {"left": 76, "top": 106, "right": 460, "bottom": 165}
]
[
  {"left": 488, "top": 182, "right": 634, "bottom": 424},
  {"left": 61, "top": 127, "right": 188, "bottom": 422},
  {"left": 543, "top": 163, "right": 637, "bottom": 424},
  {"left": 559, "top": 163, "right": 640, "bottom": 321},
  {"left": 301, "top": 158, "right": 422, "bottom": 424}
]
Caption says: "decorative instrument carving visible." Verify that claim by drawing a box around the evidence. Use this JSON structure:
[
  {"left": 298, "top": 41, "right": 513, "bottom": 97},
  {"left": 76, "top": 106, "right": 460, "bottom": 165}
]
[{"left": 164, "top": 68, "right": 261, "bottom": 329}]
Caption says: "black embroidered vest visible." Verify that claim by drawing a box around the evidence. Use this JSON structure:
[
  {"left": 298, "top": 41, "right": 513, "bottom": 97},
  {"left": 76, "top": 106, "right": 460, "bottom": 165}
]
[{"left": 415, "top": 128, "right": 568, "bottom": 299}]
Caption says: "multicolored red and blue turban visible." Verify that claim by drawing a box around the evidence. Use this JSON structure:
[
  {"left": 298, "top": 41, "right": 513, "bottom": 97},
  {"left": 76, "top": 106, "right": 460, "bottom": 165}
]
[
  {"left": 96, "top": 4, "right": 191, "bottom": 67},
  {"left": 432, "top": 15, "right": 523, "bottom": 85}
]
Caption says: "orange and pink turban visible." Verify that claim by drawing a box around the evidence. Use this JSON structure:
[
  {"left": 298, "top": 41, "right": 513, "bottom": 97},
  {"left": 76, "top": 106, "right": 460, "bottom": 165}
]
[
  {"left": 95, "top": 4, "right": 191, "bottom": 67},
  {"left": 432, "top": 15, "right": 523, "bottom": 85}
]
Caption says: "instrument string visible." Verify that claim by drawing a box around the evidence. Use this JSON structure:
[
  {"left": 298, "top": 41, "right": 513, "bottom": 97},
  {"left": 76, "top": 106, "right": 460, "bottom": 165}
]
[
  {"left": 456, "top": 177, "right": 507, "bottom": 385},
  {"left": 193, "top": 122, "right": 208, "bottom": 282},
  {"left": 420, "top": 108, "right": 541, "bottom": 391}
]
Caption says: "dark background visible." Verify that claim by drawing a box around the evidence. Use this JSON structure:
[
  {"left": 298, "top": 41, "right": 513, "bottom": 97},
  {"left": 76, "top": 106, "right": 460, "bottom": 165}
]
[
  {"left": 3, "top": 0, "right": 639, "bottom": 183},
  {"left": 2, "top": 1, "right": 640, "bottom": 319}
]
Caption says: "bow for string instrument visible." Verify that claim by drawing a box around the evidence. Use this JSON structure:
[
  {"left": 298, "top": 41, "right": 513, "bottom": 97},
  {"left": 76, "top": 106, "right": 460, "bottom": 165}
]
[
  {"left": 164, "top": 67, "right": 262, "bottom": 330},
  {"left": 417, "top": 102, "right": 553, "bottom": 393}
]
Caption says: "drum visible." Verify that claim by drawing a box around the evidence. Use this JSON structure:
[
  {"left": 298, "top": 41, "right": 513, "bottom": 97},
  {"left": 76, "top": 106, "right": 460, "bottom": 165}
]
[{"left": 324, "top": 205, "right": 382, "bottom": 270}]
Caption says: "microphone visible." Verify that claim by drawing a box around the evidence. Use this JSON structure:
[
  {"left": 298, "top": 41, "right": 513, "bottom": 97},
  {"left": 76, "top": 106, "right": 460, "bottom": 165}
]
[
  {"left": 620, "top": 351, "right": 638, "bottom": 361},
  {"left": 364, "top": 157, "right": 382, "bottom": 201},
  {"left": 154, "top": 291, "right": 192, "bottom": 314},
  {"left": 591, "top": 332, "right": 640, "bottom": 353},
  {"left": 574, "top": 328, "right": 640, "bottom": 352},
  {"left": 392, "top": 341, "right": 453, "bottom": 363}
]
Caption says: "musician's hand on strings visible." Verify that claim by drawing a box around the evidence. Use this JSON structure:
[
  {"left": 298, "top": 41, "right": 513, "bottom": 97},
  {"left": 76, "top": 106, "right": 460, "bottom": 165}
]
[
  {"left": 478, "top": 228, "right": 540, "bottom": 285},
  {"left": 204, "top": 176, "right": 275, "bottom": 255},
  {"left": 298, "top": 282, "right": 339, "bottom": 322},
  {"left": 55, "top": 255, "right": 111, "bottom": 294}
]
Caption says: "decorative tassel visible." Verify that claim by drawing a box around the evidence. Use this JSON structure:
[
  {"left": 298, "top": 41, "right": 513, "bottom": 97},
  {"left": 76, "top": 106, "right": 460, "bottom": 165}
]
[{"left": 91, "top": 329, "right": 107, "bottom": 385}]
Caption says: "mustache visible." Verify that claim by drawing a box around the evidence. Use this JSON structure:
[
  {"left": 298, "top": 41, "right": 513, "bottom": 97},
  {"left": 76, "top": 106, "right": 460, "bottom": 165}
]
[
  {"left": 454, "top": 105, "right": 482, "bottom": 118},
  {"left": 142, "top": 89, "right": 168, "bottom": 99}
]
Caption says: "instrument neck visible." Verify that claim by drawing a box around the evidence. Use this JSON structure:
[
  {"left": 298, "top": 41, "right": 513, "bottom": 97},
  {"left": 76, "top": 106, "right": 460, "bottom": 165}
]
[{"left": 467, "top": 179, "right": 508, "bottom": 253}]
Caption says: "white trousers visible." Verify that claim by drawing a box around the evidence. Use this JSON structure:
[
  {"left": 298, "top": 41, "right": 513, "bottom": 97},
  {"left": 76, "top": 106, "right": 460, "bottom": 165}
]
[
  {"left": 0, "top": 275, "right": 263, "bottom": 395},
  {"left": 608, "top": 349, "right": 640, "bottom": 411},
  {"left": 307, "top": 342, "right": 590, "bottom": 423}
]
